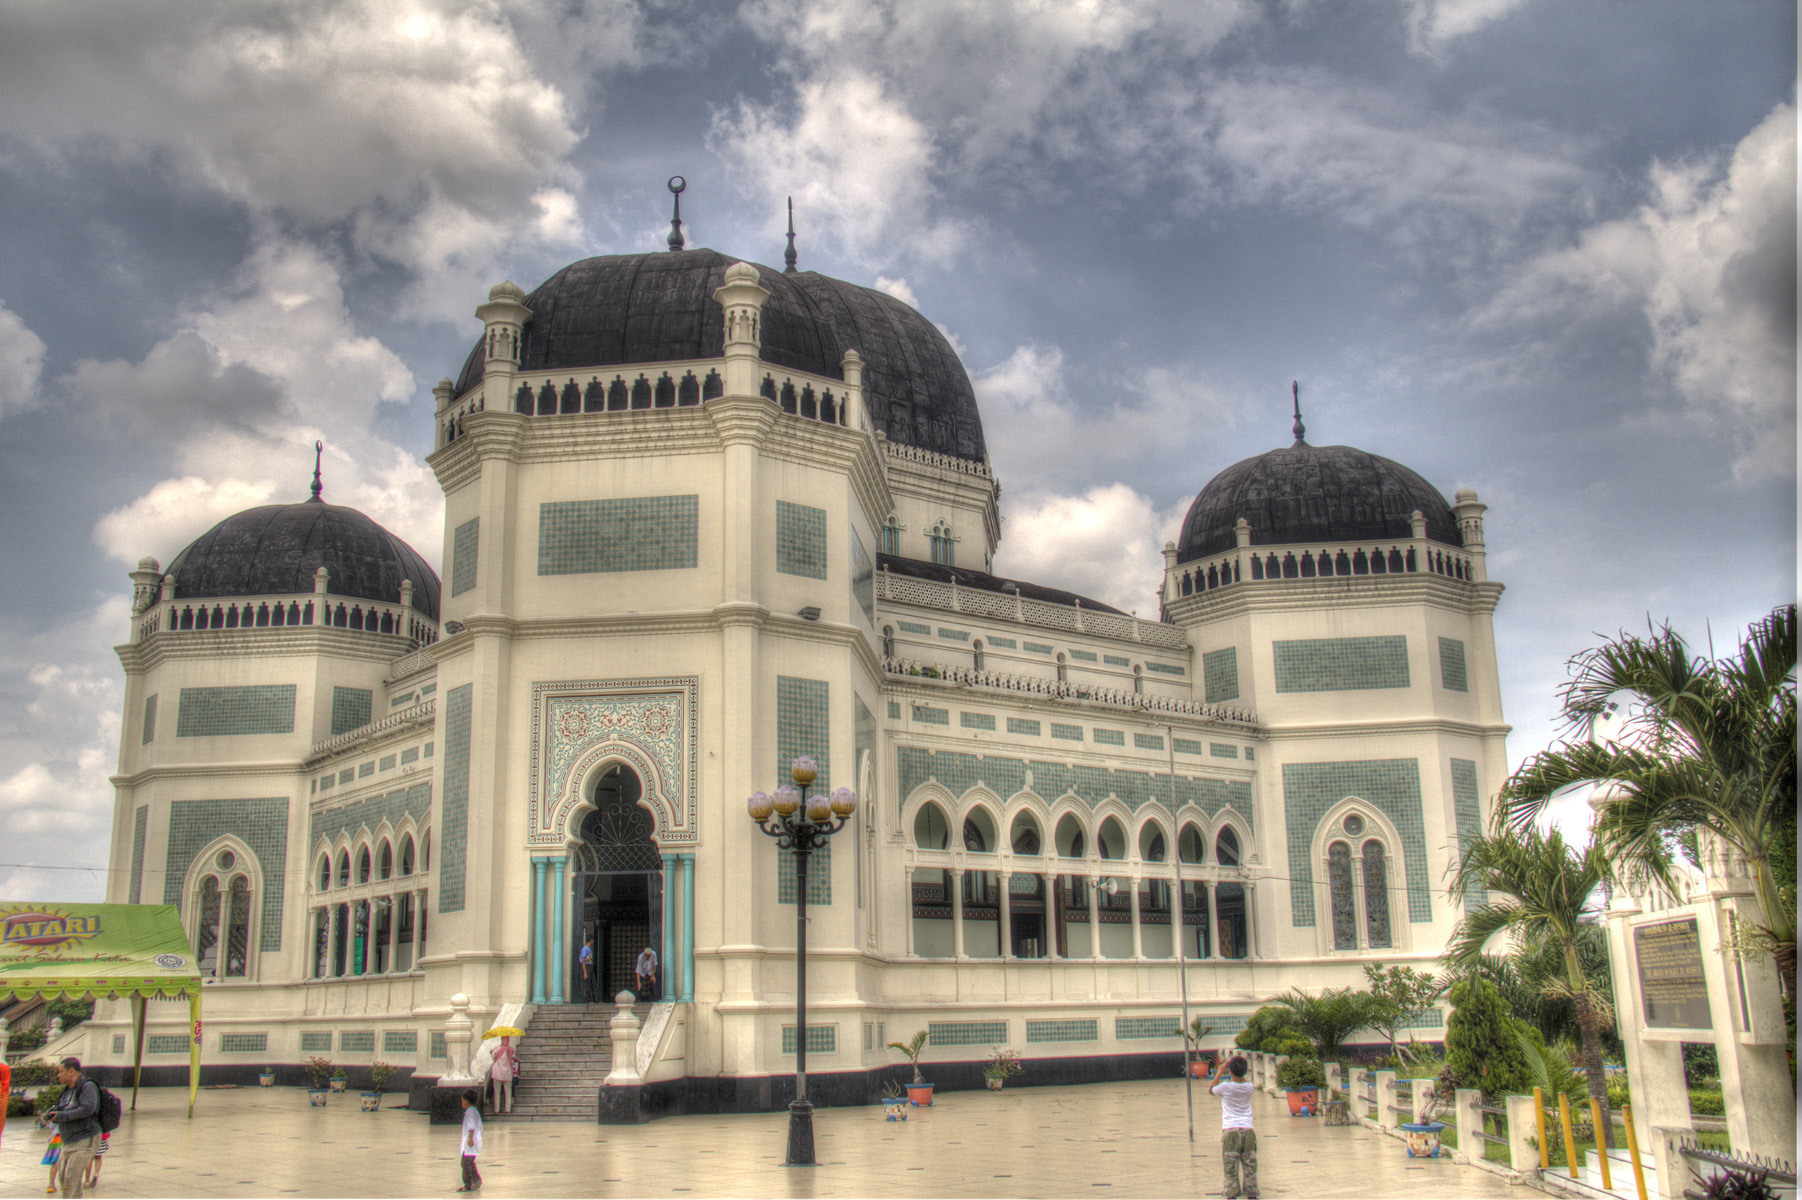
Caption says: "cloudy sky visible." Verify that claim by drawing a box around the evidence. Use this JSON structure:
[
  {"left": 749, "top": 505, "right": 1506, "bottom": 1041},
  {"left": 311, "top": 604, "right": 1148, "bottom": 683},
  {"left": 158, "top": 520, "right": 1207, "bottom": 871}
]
[{"left": 0, "top": 0, "right": 1792, "bottom": 900}]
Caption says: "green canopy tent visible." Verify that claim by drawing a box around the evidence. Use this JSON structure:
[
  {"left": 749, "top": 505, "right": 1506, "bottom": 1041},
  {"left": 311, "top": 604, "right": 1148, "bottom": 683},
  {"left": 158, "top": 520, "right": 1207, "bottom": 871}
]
[{"left": 0, "top": 904, "right": 202, "bottom": 1117}]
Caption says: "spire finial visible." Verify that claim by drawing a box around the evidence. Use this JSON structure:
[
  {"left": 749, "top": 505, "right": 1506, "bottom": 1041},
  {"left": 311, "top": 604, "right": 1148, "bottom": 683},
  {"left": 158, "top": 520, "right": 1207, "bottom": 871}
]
[
  {"left": 666, "top": 176, "right": 686, "bottom": 251},
  {"left": 1291, "top": 380, "right": 1307, "bottom": 447},
  {"left": 783, "top": 196, "right": 798, "bottom": 274},
  {"left": 310, "top": 440, "right": 324, "bottom": 501}
]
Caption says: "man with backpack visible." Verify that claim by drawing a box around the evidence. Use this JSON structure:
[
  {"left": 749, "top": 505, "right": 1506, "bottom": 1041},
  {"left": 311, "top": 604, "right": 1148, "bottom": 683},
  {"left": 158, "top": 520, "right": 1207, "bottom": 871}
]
[{"left": 46, "top": 1057, "right": 116, "bottom": 1198}]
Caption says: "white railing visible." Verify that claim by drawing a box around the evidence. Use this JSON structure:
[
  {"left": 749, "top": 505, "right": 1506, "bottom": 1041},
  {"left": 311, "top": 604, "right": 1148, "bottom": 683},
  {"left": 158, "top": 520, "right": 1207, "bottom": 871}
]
[
  {"left": 387, "top": 645, "right": 437, "bottom": 682},
  {"left": 142, "top": 593, "right": 437, "bottom": 648},
  {"left": 883, "top": 440, "right": 992, "bottom": 478},
  {"left": 878, "top": 567, "right": 1187, "bottom": 650},
  {"left": 308, "top": 698, "right": 436, "bottom": 762},
  {"left": 1169, "top": 538, "right": 1475, "bottom": 602},
  {"left": 884, "top": 656, "right": 1257, "bottom": 727}
]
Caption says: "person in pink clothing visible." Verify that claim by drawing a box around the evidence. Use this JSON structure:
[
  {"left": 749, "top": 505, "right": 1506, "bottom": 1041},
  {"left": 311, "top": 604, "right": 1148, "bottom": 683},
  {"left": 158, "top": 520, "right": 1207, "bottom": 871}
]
[{"left": 489, "top": 1037, "right": 517, "bottom": 1114}]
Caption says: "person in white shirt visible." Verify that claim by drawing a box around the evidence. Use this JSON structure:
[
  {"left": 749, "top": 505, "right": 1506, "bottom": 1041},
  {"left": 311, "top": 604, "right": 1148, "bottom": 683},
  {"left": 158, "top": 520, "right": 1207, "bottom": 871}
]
[
  {"left": 635, "top": 946, "right": 659, "bottom": 1001},
  {"left": 1209, "top": 1055, "right": 1258, "bottom": 1199},
  {"left": 457, "top": 1089, "right": 483, "bottom": 1191}
]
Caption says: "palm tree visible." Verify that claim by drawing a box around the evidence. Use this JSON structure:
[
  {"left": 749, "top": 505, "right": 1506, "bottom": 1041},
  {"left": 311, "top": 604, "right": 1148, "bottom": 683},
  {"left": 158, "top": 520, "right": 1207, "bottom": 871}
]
[
  {"left": 1273, "top": 986, "right": 1377, "bottom": 1062},
  {"left": 1498, "top": 605, "right": 1797, "bottom": 1000},
  {"left": 1445, "top": 826, "right": 1613, "bottom": 1123}
]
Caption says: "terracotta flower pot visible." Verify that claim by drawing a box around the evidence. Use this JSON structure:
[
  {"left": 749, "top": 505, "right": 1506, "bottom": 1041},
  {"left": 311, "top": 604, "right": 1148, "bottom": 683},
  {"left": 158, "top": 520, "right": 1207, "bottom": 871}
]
[
  {"left": 1189, "top": 1061, "right": 1210, "bottom": 1079},
  {"left": 905, "top": 1081, "right": 934, "bottom": 1107},
  {"left": 1284, "top": 1087, "right": 1319, "bottom": 1116}
]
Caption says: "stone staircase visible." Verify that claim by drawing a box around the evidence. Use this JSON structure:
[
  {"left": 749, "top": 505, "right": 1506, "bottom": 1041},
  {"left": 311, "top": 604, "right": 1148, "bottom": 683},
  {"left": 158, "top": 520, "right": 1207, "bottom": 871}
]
[{"left": 493, "top": 1003, "right": 647, "bottom": 1122}]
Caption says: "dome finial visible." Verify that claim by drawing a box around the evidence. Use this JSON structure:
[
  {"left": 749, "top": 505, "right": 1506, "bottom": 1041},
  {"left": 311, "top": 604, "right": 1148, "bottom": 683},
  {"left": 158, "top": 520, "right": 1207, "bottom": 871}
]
[
  {"left": 1291, "top": 380, "right": 1307, "bottom": 447},
  {"left": 666, "top": 176, "right": 686, "bottom": 251},
  {"left": 783, "top": 196, "right": 798, "bottom": 274},
  {"left": 309, "top": 440, "right": 324, "bottom": 502}
]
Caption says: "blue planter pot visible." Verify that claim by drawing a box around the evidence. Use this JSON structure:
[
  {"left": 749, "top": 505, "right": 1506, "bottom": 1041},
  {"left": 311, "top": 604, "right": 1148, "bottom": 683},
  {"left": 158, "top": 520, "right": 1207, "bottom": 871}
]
[{"left": 1401, "top": 1122, "right": 1446, "bottom": 1157}]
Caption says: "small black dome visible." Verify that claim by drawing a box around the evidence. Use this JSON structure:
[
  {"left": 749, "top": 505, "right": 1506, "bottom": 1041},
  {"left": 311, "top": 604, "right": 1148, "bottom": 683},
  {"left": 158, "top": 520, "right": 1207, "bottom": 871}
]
[
  {"left": 454, "top": 249, "right": 987, "bottom": 462},
  {"left": 1176, "top": 443, "right": 1461, "bottom": 564},
  {"left": 167, "top": 500, "right": 440, "bottom": 619}
]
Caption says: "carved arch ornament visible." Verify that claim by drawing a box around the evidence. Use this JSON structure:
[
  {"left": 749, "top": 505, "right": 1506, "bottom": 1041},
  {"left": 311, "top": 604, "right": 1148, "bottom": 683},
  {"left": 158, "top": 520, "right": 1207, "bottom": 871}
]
[{"left": 527, "top": 677, "right": 699, "bottom": 847}]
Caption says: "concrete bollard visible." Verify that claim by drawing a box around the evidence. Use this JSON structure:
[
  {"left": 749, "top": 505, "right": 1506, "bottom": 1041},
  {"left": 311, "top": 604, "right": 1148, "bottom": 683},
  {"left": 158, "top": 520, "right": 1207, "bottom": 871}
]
[
  {"left": 1507, "top": 1094, "right": 1539, "bottom": 1172},
  {"left": 1374, "top": 1070, "right": 1399, "bottom": 1128},
  {"left": 1454, "top": 1088, "right": 1484, "bottom": 1154},
  {"left": 603, "top": 991, "right": 643, "bottom": 1086}
]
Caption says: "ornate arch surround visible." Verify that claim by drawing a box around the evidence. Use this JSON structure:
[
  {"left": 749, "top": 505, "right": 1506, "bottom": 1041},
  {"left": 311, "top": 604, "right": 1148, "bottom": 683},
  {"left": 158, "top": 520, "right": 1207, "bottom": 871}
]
[{"left": 528, "top": 676, "right": 699, "bottom": 847}]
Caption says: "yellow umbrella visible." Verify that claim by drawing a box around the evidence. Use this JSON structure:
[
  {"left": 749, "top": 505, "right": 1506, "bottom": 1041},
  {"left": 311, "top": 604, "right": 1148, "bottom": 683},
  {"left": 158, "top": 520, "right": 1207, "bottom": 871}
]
[{"left": 482, "top": 1026, "right": 524, "bottom": 1040}]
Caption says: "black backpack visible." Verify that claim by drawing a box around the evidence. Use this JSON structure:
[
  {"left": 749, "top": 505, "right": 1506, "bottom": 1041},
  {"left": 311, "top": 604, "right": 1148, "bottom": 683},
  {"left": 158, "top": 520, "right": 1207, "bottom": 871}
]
[{"left": 96, "top": 1084, "right": 121, "bottom": 1133}]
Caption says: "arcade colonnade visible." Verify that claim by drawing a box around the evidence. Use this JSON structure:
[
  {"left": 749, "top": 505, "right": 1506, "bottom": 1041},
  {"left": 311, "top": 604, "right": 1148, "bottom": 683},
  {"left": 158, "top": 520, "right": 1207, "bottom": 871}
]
[{"left": 527, "top": 852, "right": 696, "bottom": 1004}]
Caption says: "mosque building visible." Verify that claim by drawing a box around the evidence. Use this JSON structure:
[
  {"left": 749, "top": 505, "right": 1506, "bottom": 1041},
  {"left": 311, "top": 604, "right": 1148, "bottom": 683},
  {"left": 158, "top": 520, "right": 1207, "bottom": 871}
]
[{"left": 95, "top": 190, "right": 1508, "bottom": 1109}]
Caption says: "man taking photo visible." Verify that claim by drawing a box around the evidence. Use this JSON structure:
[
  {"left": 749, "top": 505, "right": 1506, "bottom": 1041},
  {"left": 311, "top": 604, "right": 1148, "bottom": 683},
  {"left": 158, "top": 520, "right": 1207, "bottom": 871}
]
[{"left": 46, "top": 1057, "right": 101, "bottom": 1198}]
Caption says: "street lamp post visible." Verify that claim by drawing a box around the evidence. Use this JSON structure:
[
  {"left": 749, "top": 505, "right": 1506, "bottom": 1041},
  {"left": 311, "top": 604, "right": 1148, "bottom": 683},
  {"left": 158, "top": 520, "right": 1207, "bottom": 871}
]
[{"left": 748, "top": 756, "right": 857, "bottom": 1167}]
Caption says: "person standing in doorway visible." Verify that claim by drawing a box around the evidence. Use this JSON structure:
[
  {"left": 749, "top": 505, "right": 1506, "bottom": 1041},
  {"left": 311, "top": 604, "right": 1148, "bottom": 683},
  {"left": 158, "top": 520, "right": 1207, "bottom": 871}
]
[
  {"left": 634, "top": 945, "right": 658, "bottom": 1002},
  {"left": 1210, "top": 1055, "right": 1258, "bottom": 1200},
  {"left": 579, "top": 937, "right": 595, "bottom": 1002}
]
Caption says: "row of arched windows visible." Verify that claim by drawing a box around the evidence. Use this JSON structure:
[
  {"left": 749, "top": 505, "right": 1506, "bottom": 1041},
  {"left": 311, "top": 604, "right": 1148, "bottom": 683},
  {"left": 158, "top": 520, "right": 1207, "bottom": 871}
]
[
  {"left": 762, "top": 375, "right": 846, "bottom": 425},
  {"left": 1176, "top": 544, "right": 1474, "bottom": 596},
  {"left": 311, "top": 832, "right": 430, "bottom": 979},
  {"left": 170, "top": 600, "right": 435, "bottom": 644},
  {"left": 514, "top": 370, "right": 722, "bottom": 417},
  {"left": 316, "top": 832, "right": 426, "bottom": 892},
  {"left": 911, "top": 802, "right": 1244, "bottom": 867}
]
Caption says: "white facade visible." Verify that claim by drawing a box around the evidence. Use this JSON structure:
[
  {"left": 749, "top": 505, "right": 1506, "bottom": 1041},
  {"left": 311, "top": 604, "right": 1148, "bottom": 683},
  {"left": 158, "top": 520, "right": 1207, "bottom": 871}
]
[{"left": 96, "top": 252, "right": 1508, "bottom": 1097}]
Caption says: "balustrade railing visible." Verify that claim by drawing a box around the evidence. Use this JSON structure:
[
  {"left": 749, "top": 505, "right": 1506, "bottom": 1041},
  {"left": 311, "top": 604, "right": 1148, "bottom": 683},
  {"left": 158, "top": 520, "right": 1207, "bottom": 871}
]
[
  {"left": 141, "top": 594, "right": 437, "bottom": 647},
  {"left": 884, "top": 655, "right": 1256, "bottom": 726},
  {"left": 1170, "top": 539, "right": 1476, "bottom": 602},
  {"left": 308, "top": 697, "right": 436, "bottom": 761},
  {"left": 881, "top": 567, "right": 1189, "bottom": 649}
]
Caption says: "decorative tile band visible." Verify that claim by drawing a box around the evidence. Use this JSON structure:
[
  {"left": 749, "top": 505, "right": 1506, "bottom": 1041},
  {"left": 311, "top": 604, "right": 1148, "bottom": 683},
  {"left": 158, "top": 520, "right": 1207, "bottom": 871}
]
[
  {"left": 1210, "top": 743, "right": 1238, "bottom": 759},
  {"left": 897, "top": 620, "right": 931, "bottom": 635},
  {"left": 438, "top": 684, "right": 472, "bottom": 913},
  {"left": 1134, "top": 733, "right": 1165, "bottom": 751},
  {"left": 1438, "top": 637, "right": 1468, "bottom": 693},
  {"left": 929, "top": 1020, "right": 1007, "bottom": 1047},
  {"left": 220, "top": 1033, "right": 268, "bottom": 1054},
  {"left": 1202, "top": 648, "right": 1239, "bottom": 703},
  {"left": 988, "top": 637, "right": 1017, "bottom": 649},
  {"left": 1173, "top": 738, "right": 1203, "bottom": 754},
  {"left": 913, "top": 705, "right": 949, "bottom": 725},
  {"left": 1116, "top": 1017, "right": 1181, "bottom": 1040},
  {"left": 1104, "top": 655, "right": 1130, "bottom": 667},
  {"left": 781, "top": 1025, "right": 837, "bottom": 1055},
  {"left": 537, "top": 494, "right": 698, "bottom": 575},
  {"left": 960, "top": 712, "right": 995, "bottom": 731},
  {"left": 939, "top": 628, "right": 970, "bottom": 642},
  {"left": 1007, "top": 718, "right": 1041, "bottom": 736},
  {"left": 897, "top": 747, "right": 1255, "bottom": 828},
  {"left": 1146, "top": 662, "right": 1185, "bottom": 676},
  {"left": 1050, "top": 723, "right": 1083, "bottom": 741},
  {"left": 176, "top": 684, "right": 296, "bottom": 737},
  {"left": 1093, "top": 729, "right": 1125, "bottom": 746},
  {"left": 1273, "top": 636, "right": 1410, "bottom": 693},
  {"left": 1026, "top": 1018, "right": 1098, "bottom": 1043},
  {"left": 776, "top": 500, "right": 828, "bottom": 580},
  {"left": 1069, "top": 650, "right": 1099, "bottom": 662},
  {"left": 1023, "top": 641, "right": 1054, "bottom": 655}
]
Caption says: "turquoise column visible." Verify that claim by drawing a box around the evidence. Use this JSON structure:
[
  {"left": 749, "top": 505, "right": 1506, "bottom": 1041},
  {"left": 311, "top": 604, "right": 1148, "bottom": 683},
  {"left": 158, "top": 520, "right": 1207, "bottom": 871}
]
[
  {"left": 531, "top": 858, "right": 547, "bottom": 1004},
  {"left": 681, "top": 853, "right": 695, "bottom": 1002},
  {"left": 660, "top": 854, "right": 677, "bottom": 1002},
  {"left": 549, "top": 856, "right": 567, "bottom": 1003}
]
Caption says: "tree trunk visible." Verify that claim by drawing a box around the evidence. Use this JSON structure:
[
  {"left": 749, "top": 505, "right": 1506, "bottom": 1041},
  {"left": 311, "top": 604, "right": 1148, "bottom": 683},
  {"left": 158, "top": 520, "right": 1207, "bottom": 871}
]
[{"left": 1576, "top": 1002, "right": 1610, "bottom": 1129}]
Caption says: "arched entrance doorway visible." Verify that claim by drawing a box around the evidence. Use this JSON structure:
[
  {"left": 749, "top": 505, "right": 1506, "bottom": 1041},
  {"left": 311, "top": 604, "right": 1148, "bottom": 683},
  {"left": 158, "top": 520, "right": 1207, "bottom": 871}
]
[{"left": 568, "top": 766, "right": 663, "bottom": 1002}]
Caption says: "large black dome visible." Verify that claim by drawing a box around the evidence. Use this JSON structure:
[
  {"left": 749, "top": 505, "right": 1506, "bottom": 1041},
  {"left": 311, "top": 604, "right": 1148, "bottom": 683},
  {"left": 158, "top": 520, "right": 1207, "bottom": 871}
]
[
  {"left": 166, "top": 499, "right": 440, "bottom": 619},
  {"left": 453, "top": 249, "right": 987, "bottom": 462},
  {"left": 1176, "top": 443, "right": 1461, "bottom": 564}
]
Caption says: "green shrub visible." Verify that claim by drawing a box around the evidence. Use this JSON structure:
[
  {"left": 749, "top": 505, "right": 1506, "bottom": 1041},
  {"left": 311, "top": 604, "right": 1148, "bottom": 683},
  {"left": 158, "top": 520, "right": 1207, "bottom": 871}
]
[
  {"left": 46, "top": 998, "right": 94, "bottom": 1030},
  {"left": 1445, "top": 977, "right": 1533, "bottom": 1100},
  {"left": 33, "top": 1083, "right": 63, "bottom": 1116},
  {"left": 8, "top": 1027, "right": 46, "bottom": 1054},
  {"left": 1276, "top": 1054, "right": 1326, "bottom": 1090},
  {"left": 6, "top": 1093, "right": 33, "bottom": 1118},
  {"left": 1234, "top": 1005, "right": 1307, "bottom": 1053},
  {"left": 1272, "top": 1035, "right": 1314, "bottom": 1059},
  {"left": 1682, "top": 1043, "right": 1719, "bottom": 1086},
  {"left": 1689, "top": 1089, "right": 1725, "bottom": 1117}
]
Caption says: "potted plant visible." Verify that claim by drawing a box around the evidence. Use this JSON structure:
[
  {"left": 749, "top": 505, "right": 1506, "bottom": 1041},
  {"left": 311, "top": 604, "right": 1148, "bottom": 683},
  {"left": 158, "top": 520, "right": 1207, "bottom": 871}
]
[
  {"left": 880, "top": 1080, "right": 909, "bottom": 1122},
  {"left": 258, "top": 1066, "right": 276, "bottom": 1087},
  {"left": 1183, "top": 1018, "right": 1215, "bottom": 1078},
  {"left": 981, "top": 1047, "right": 1023, "bottom": 1091},
  {"left": 1400, "top": 1067, "right": 1455, "bottom": 1157},
  {"left": 304, "top": 1056, "right": 334, "bottom": 1106},
  {"left": 362, "top": 1061, "right": 394, "bottom": 1111},
  {"left": 329, "top": 1065, "right": 349, "bottom": 1094},
  {"left": 1276, "top": 1049, "right": 1326, "bottom": 1116},
  {"left": 887, "top": 1030, "right": 934, "bottom": 1106}
]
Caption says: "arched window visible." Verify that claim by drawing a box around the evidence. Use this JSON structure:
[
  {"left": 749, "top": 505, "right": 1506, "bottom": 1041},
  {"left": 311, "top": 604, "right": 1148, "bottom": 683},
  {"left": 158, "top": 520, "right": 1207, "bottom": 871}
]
[
  {"left": 912, "top": 803, "right": 950, "bottom": 850},
  {"left": 224, "top": 876, "right": 251, "bottom": 978},
  {"left": 195, "top": 876, "right": 222, "bottom": 976},
  {"left": 336, "top": 850, "right": 351, "bottom": 888},
  {"left": 356, "top": 846, "right": 372, "bottom": 885},
  {"left": 317, "top": 855, "right": 331, "bottom": 892},
  {"left": 1215, "top": 826, "right": 1240, "bottom": 867},
  {"left": 1178, "top": 824, "right": 1206, "bottom": 864},
  {"left": 881, "top": 516, "right": 902, "bottom": 556},
  {"left": 1010, "top": 814, "right": 1042, "bottom": 856},
  {"left": 962, "top": 815, "right": 989, "bottom": 853},
  {"left": 1362, "top": 840, "right": 1393, "bottom": 949},
  {"left": 928, "top": 521, "right": 955, "bottom": 566},
  {"left": 1055, "top": 814, "right": 1086, "bottom": 859},
  {"left": 972, "top": 639, "right": 984, "bottom": 671},
  {"left": 1056, "top": 653, "right": 1068, "bottom": 684},
  {"left": 881, "top": 626, "right": 895, "bottom": 659},
  {"left": 399, "top": 835, "right": 415, "bottom": 877},
  {"left": 1096, "top": 817, "right": 1125, "bottom": 860},
  {"left": 379, "top": 840, "right": 393, "bottom": 881},
  {"left": 1328, "top": 840, "right": 1357, "bottom": 950},
  {"left": 422, "top": 831, "right": 431, "bottom": 871}
]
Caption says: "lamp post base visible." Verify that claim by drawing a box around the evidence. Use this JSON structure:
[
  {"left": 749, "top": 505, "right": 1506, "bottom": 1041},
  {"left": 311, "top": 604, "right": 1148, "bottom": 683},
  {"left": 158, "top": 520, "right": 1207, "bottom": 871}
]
[{"left": 784, "top": 1098, "right": 816, "bottom": 1166}]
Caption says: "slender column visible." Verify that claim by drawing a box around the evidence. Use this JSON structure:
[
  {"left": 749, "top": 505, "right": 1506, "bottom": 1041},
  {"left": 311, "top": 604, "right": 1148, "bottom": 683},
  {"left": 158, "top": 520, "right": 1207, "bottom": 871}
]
[
  {"left": 531, "top": 858, "right": 547, "bottom": 1004},
  {"left": 328, "top": 904, "right": 342, "bottom": 977},
  {"left": 1043, "top": 873, "right": 1060, "bottom": 959},
  {"left": 661, "top": 854, "right": 678, "bottom": 1001},
  {"left": 999, "top": 871, "right": 1014, "bottom": 959},
  {"left": 682, "top": 853, "right": 696, "bottom": 1002},
  {"left": 951, "top": 869, "right": 966, "bottom": 958},
  {"left": 1130, "top": 876, "right": 1145, "bottom": 959},
  {"left": 1206, "top": 882, "right": 1220, "bottom": 960},
  {"left": 1087, "top": 874, "right": 1101, "bottom": 959},
  {"left": 550, "top": 857, "right": 567, "bottom": 1001},
  {"left": 904, "top": 868, "right": 916, "bottom": 957},
  {"left": 1244, "top": 881, "right": 1258, "bottom": 960},
  {"left": 385, "top": 895, "right": 398, "bottom": 974}
]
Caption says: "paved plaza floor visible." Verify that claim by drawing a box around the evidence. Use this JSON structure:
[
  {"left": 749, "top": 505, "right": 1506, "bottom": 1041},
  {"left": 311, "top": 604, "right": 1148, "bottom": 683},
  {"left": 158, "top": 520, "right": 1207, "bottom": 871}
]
[{"left": 0, "top": 1080, "right": 1542, "bottom": 1199}]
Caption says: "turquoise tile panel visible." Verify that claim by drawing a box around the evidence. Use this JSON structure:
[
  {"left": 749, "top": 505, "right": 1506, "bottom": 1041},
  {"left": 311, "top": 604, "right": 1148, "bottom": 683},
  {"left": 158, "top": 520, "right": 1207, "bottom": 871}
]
[
  {"left": 142, "top": 694, "right": 156, "bottom": 744},
  {"left": 895, "top": 747, "right": 1253, "bottom": 828},
  {"left": 1007, "top": 718, "right": 1041, "bottom": 736},
  {"left": 309, "top": 782, "right": 433, "bottom": 852},
  {"left": 960, "top": 712, "right": 995, "bottom": 731},
  {"left": 400, "top": 747, "right": 419, "bottom": 764},
  {"left": 1210, "top": 743, "right": 1238, "bottom": 759},
  {"left": 938, "top": 628, "right": 969, "bottom": 641},
  {"left": 929, "top": 1020, "right": 1007, "bottom": 1047},
  {"left": 778, "top": 676, "right": 832, "bottom": 906},
  {"left": 887, "top": 701, "right": 901, "bottom": 720},
  {"left": 1093, "top": 729, "right": 1124, "bottom": 746},
  {"left": 776, "top": 500, "right": 828, "bottom": 580},
  {"left": 1439, "top": 637, "right": 1469, "bottom": 692},
  {"left": 1050, "top": 723, "right": 1083, "bottom": 742},
  {"left": 128, "top": 806, "right": 148, "bottom": 904},
  {"left": 384, "top": 1031, "right": 418, "bottom": 1054},
  {"left": 913, "top": 705, "right": 949, "bottom": 726},
  {"left": 1282, "top": 759, "right": 1430, "bottom": 926},
  {"left": 451, "top": 518, "right": 479, "bottom": 597},
  {"left": 988, "top": 637, "right": 1017, "bottom": 650},
  {"left": 176, "top": 685, "right": 296, "bottom": 737},
  {"left": 1023, "top": 641, "right": 1053, "bottom": 655},
  {"left": 778, "top": 839, "right": 830, "bottom": 906},
  {"left": 1134, "top": 733, "right": 1164, "bottom": 751},
  {"left": 428, "top": 1032, "right": 446, "bottom": 1059},
  {"left": 1069, "top": 650, "right": 1098, "bottom": 662},
  {"left": 1104, "top": 655, "right": 1130, "bottom": 666},
  {"left": 1116, "top": 1017, "right": 1182, "bottom": 1040},
  {"left": 339, "top": 1031, "right": 375, "bottom": 1054},
  {"left": 781, "top": 1025, "right": 837, "bottom": 1055},
  {"left": 438, "top": 684, "right": 472, "bottom": 912},
  {"left": 1146, "top": 662, "right": 1185, "bottom": 676},
  {"left": 537, "top": 495, "right": 698, "bottom": 575},
  {"left": 1173, "top": 738, "right": 1203, "bottom": 755},
  {"left": 163, "top": 797, "right": 288, "bottom": 951},
  {"left": 897, "top": 620, "right": 930, "bottom": 635},
  {"left": 220, "top": 1033, "right": 267, "bottom": 1053},
  {"left": 331, "top": 687, "right": 373, "bottom": 736},
  {"left": 851, "top": 526, "right": 874, "bottom": 624},
  {"left": 1027, "top": 1018, "right": 1097, "bottom": 1043},
  {"left": 146, "top": 1035, "right": 189, "bottom": 1055},
  {"left": 1273, "top": 636, "right": 1410, "bottom": 693},
  {"left": 1202, "top": 649, "right": 1239, "bottom": 703},
  {"left": 1450, "top": 758, "right": 1486, "bottom": 904}
]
